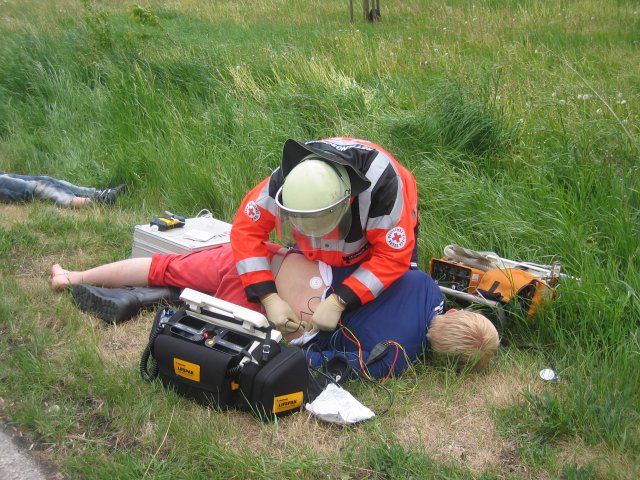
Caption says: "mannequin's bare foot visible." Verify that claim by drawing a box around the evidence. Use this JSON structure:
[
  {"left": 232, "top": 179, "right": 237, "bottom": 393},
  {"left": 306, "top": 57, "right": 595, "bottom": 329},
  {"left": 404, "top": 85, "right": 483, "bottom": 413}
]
[{"left": 50, "top": 264, "right": 72, "bottom": 291}]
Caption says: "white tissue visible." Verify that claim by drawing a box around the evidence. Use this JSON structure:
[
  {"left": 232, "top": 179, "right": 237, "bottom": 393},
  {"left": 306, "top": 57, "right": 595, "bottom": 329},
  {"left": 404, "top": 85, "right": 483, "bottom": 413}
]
[
  {"left": 288, "top": 329, "right": 319, "bottom": 346},
  {"left": 305, "top": 384, "right": 375, "bottom": 424}
]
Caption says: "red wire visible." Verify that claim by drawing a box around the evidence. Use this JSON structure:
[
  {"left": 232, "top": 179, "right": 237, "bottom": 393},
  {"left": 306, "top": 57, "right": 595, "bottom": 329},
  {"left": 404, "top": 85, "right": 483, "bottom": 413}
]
[
  {"left": 339, "top": 323, "right": 370, "bottom": 379},
  {"left": 383, "top": 343, "right": 400, "bottom": 381}
]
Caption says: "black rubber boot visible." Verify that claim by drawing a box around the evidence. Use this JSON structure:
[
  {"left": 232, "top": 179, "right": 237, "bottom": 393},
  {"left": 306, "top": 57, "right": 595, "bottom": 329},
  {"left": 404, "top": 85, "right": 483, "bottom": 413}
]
[{"left": 71, "top": 285, "right": 182, "bottom": 324}]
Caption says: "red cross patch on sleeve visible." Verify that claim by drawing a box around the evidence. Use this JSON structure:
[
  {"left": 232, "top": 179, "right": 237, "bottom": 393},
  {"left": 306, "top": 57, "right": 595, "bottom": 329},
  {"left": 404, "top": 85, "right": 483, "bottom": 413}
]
[
  {"left": 386, "top": 226, "right": 407, "bottom": 249},
  {"left": 244, "top": 201, "right": 261, "bottom": 221}
]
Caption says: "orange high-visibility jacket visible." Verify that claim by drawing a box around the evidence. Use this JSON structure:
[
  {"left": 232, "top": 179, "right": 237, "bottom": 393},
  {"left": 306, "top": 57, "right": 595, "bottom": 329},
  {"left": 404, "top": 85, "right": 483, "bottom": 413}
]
[{"left": 230, "top": 137, "right": 419, "bottom": 309}]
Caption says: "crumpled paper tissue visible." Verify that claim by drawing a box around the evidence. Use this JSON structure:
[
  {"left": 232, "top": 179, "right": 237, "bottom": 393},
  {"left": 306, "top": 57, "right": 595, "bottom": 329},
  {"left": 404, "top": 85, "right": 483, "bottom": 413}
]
[
  {"left": 305, "top": 383, "right": 375, "bottom": 424},
  {"left": 288, "top": 329, "right": 318, "bottom": 346}
]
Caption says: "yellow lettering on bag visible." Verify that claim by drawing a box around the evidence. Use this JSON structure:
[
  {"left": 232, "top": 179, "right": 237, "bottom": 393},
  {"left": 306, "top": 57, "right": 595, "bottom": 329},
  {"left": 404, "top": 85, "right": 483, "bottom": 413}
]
[
  {"left": 273, "top": 391, "right": 304, "bottom": 413},
  {"left": 173, "top": 358, "right": 201, "bottom": 382}
]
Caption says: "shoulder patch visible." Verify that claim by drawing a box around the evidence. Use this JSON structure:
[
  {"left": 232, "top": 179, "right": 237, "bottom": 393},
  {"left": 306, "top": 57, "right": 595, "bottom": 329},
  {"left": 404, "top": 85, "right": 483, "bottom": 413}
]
[
  {"left": 386, "top": 226, "right": 406, "bottom": 249},
  {"left": 244, "top": 201, "right": 261, "bottom": 221}
]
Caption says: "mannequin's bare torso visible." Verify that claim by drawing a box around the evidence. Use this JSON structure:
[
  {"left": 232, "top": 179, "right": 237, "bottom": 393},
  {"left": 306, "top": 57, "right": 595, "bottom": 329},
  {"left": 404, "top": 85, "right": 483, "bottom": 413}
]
[{"left": 272, "top": 252, "right": 327, "bottom": 329}]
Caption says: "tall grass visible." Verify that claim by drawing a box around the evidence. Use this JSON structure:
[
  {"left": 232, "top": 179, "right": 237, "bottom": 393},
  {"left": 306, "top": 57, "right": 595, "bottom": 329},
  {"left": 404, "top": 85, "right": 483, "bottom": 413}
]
[{"left": 0, "top": 0, "right": 638, "bottom": 477}]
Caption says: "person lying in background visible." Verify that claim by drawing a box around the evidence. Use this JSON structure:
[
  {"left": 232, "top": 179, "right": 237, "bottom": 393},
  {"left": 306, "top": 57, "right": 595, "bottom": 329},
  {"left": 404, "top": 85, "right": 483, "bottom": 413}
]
[
  {"left": 0, "top": 172, "right": 126, "bottom": 207},
  {"left": 50, "top": 243, "right": 500, "bottom": 378}
]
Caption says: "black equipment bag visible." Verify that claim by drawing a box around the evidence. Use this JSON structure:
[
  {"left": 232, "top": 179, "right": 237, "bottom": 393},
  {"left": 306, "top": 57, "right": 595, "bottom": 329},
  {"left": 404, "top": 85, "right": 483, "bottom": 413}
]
[
  {"left": 240, "top": 347, "right": 309, "bottom": 419},
  {"left": 140, "top": 307, "right": 309, "bottom": 420},
  {"left": 153, "top": 333, "right": 237, "bottom": 407}
]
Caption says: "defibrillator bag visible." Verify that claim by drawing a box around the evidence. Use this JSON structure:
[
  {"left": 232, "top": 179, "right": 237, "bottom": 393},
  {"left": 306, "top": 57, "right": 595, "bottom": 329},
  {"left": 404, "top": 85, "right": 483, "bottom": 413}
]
[
  {"left": 239, "top": 347, "right": 309, "bottom": 418},
  {"left": 429, "top": 245, "right": 559, "bottom": 320},
  {"left": 474, "top": 267, "right": 553, "bottom": 319},
  {"left": 140, "top": 289, "right": 309, "bottom": 420}
]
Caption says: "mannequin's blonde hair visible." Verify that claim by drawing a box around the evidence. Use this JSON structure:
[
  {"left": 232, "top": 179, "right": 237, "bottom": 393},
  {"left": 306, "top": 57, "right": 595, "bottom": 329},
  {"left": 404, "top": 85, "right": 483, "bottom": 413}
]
[{"left": 427, "top": 310, "right": 499, "bottom": 371}]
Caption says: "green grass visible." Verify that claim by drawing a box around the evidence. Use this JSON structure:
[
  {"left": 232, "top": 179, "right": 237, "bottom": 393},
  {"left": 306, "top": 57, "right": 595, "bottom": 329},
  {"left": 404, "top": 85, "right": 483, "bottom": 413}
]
[{"left": 1, "top": 0, "right": 639, "bottom": 478}]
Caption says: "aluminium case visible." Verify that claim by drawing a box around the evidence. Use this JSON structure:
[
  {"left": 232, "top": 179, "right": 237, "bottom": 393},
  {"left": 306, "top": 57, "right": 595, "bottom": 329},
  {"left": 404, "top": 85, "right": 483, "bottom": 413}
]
[{"left": 131, "top": 216, "right": 232, "bottom": 257}]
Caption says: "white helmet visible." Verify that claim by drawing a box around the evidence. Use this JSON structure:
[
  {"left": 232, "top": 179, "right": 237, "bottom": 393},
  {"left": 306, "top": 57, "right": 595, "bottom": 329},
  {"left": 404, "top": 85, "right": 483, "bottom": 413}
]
[{"left": 276, "top": 156, "right": 352, "bottom": 238}]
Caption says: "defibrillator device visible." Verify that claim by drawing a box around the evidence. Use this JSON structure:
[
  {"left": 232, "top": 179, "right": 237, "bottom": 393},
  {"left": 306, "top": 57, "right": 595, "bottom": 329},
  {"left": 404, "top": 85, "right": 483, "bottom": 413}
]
[
  {"left": 429, "top": 245, "right": 573, "bottom": 321},
  {"left": 150, "top": 211, "right": 186, "bottom": 231},
  {"left": 140, "top": 288, "right": 309, "bottom": 420}
]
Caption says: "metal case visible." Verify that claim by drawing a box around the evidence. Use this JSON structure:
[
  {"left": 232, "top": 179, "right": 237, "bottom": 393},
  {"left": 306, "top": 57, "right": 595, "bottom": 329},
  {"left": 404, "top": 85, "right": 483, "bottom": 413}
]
[{"left": 131, "top": 216, "right": 231, "bottom": 257}]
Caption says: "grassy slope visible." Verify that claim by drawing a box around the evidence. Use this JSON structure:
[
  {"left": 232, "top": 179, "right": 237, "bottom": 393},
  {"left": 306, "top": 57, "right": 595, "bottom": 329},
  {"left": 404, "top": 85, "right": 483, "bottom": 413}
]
[{"left": 0, "top": 1, "right": 638, "bottom": 478}]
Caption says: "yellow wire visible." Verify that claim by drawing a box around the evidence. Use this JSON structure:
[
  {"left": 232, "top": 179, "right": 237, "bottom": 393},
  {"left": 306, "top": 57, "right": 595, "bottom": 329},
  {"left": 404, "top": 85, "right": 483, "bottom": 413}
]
[
  {"left": 384, "top": 340, "right": 419, "bottom": 394},
  {"left": 339, "top": 323, "right": 418, "bottom": 393},
  {"left": 339, "top": 323, "right": 373, "bottom": 380}
]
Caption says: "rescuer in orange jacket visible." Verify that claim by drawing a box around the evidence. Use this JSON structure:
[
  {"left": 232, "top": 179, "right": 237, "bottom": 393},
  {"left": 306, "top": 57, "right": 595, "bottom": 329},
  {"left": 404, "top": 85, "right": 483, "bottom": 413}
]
[{"left": 230, "top": 137, "right": 419, "bottom": 334}]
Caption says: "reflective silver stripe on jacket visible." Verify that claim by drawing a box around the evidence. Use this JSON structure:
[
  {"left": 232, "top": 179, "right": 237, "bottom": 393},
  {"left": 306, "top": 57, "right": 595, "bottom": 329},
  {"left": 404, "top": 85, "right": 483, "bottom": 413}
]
[
  {"left": 351, "top": 266, "right": 385, "bottom": 298},
  {"left": 366, "top": 175, "right": 404, "bottom": 231},
  {"left": 360, "top": 151, "right": 404, "bottom": 231},
  {"left": 236, "top": 256, "right": 271, "bottom": 275},
  {"left": 256, "top": 180, "right": 277, "bottom": 215}
]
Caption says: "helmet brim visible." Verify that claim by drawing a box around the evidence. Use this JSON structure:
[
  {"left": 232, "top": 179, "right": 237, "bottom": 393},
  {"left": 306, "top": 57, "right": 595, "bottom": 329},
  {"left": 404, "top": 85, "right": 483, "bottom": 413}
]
[{"left": 281, "top": 139, "right": 371, "bottom": 196}]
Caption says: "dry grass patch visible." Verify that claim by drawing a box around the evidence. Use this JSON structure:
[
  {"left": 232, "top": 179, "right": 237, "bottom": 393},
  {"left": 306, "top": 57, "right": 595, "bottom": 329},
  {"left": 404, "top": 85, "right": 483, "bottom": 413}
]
[
  {"left": 97, "top": 312, "right": 154, "bottom": 365},
  {"left": 0, "top": 203, "right": 104, "bottom": 228},
  {"left": 390, "top": 368, "right": 528, "bottom": 474},
  {"left": 0, "top": 204, "right": 31, "bottom": 226},
  {"left": 555, "top": 438, "right": 639, "bottom": 479}
]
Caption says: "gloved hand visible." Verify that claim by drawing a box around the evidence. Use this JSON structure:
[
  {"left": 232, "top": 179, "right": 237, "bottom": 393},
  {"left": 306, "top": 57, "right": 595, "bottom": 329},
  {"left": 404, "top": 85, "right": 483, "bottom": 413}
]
[
  {"left": 260, "top": 293, "right": 303, "bottom": 333},
  {"left": 310, "top": 294, "right": 346, "bottom": 332}
]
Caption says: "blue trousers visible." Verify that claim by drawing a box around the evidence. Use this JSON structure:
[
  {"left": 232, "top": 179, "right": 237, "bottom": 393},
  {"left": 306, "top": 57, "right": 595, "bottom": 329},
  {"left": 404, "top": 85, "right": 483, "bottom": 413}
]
[
  {"left": 307, "top": 269, "right": 445, "bottom": 378},
  {"left": 0, "top": 173, "right": 99, "bottom": 206}
]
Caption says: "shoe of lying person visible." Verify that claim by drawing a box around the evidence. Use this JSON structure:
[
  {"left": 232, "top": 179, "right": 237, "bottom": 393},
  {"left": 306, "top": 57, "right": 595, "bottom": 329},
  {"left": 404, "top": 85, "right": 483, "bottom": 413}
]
[
  {"left": 71, "top": 284, "right": 181, "bottom": 323},
  {"left": 94, "top": 184, "right": 127, "bottom": 205}
]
